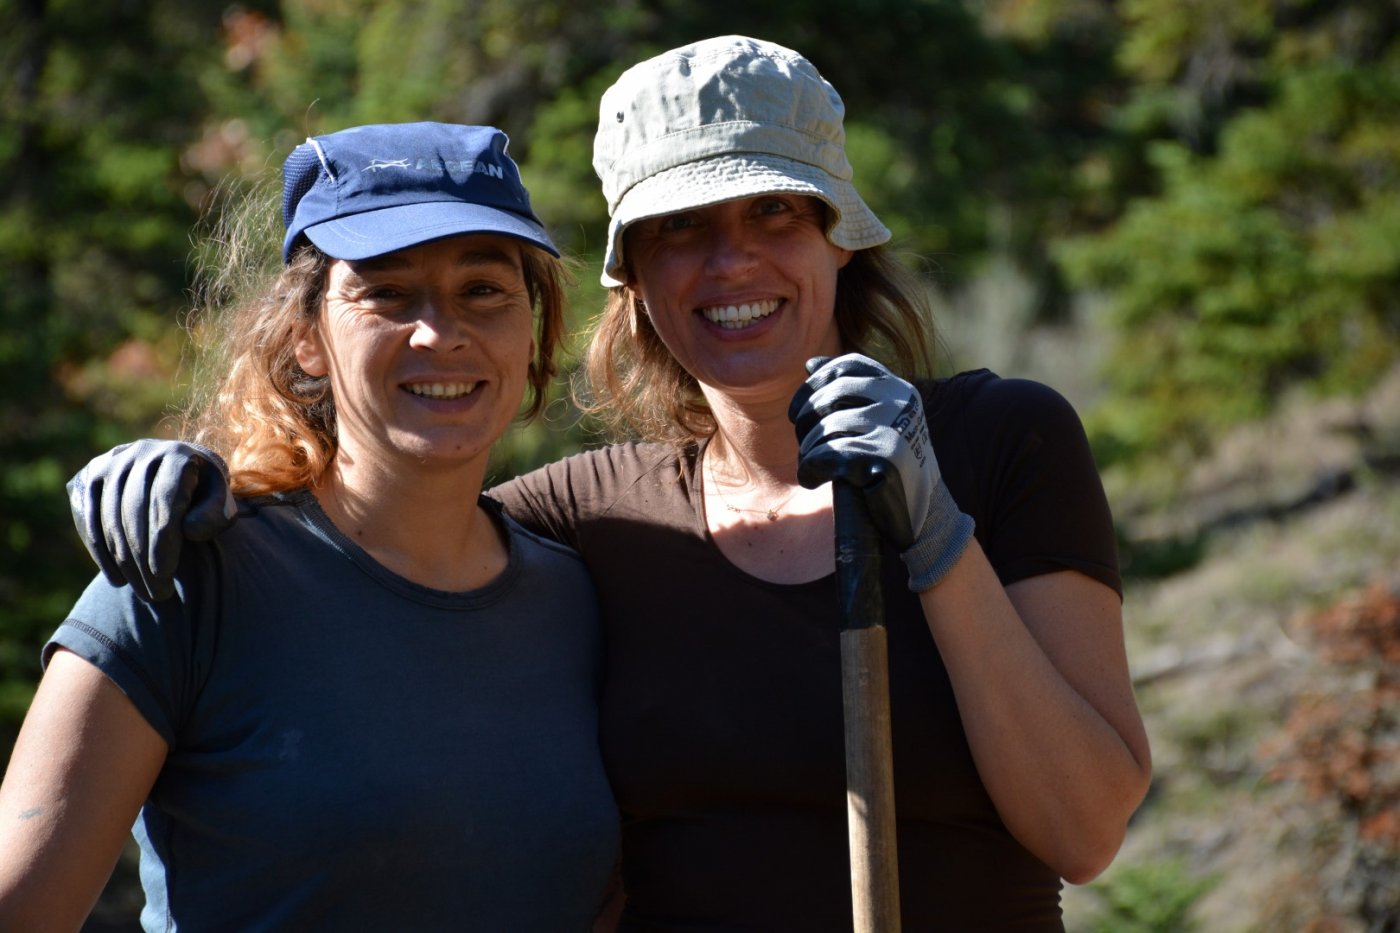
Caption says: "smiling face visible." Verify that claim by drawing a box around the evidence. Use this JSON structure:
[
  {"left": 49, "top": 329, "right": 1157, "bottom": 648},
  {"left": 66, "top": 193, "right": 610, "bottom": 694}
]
[
  {"left": 294, "top": 234, "right": 536, "bottom": 476},
  {"left": 622, "top": 194, "right": 853, "bottom": 407}
]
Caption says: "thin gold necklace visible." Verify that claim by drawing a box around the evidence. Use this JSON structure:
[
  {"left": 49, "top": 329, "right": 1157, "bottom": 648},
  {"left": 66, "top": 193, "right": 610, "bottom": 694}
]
[{"left": 704, "top": 454, "right": 800, "bottom": 522}]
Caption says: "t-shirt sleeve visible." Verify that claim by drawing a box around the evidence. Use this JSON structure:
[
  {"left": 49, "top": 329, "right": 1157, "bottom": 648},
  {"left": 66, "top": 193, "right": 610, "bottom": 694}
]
[
  {"left": 488, "top": 462, "right": 583, "bottom": 550},
  {"left": 44, "top": 565, "right": 215, "bottom": 747},
  {"left": 488, "top": 444, "right": 670, "bottom": 551},
  {"left": 942, "top": 375, "right": 1121, "bottom": 598}
]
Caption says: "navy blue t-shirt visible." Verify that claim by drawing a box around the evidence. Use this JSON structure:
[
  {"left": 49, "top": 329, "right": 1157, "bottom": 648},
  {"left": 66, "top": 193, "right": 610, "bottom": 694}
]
[{"left": 49, "top": 491, "right": 619, "bottom": 932}]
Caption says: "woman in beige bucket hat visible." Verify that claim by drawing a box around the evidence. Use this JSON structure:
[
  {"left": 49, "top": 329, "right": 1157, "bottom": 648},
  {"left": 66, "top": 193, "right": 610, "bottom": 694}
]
[
  {"left": 63, "top": 36, "right": 1150, "bottom": 930},
  {"left": 559, "top": 35, "right": 1152, "bottom": 928}
]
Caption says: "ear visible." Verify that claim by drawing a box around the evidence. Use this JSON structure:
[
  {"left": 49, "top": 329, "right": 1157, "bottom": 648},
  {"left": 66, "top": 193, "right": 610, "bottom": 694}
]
[
  {"left": 294, "top": 322, "right": 328, "bottom": 377},
  {"left": 834, "top": 246, "right": 855, "bottom": 270}
]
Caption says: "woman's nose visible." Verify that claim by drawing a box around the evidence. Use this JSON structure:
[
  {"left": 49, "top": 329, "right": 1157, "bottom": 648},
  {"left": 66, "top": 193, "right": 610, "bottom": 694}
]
[
  {"left": 408, "top": 299, "right": 469, "bottom": 351},
  {"left": 703, "top": 223, "right": 759, "bottom": 278}
]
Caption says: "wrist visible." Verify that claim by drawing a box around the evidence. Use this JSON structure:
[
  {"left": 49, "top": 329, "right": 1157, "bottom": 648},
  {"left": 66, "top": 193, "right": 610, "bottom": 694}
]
[{"left": 901, "top": 483, "right": 975, "bottom": 592}]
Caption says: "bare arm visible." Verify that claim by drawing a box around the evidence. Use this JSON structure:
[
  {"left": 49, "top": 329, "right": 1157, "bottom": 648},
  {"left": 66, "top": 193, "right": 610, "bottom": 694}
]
[
  {"left": 918, "top": 545, "right": 1151, "bottom": 883},
  {"left": 0, "top": 649, "right": 168, "bottom": 931}
]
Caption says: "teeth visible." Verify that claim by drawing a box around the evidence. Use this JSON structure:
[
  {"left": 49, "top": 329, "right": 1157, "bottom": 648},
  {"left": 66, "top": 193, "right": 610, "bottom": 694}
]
[
  {"left": 701, "top": 299, "right": 780, "bottom": 330},
  {"left": 405, "top": 381, "right": 478, "bottom": 400}
]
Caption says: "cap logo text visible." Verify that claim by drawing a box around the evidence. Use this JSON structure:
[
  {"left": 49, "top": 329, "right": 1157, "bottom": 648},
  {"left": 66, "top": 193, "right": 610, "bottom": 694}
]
[{"left": 365, "top": 157, "right": 506, "bottom": 179}]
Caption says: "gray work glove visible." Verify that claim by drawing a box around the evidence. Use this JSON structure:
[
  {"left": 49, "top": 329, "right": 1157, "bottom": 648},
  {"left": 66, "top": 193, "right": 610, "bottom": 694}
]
[
  {"left": 789, "top": 353, "right": 974, "bottom": 592},
  {"left": 67, "top": 439, "right": 237, "bottom": 602}
]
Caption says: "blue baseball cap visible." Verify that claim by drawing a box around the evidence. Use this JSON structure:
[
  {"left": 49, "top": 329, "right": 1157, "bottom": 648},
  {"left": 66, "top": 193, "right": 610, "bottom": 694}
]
[{"left": 281, "top": 122, "right": 558, "bottom": 263}]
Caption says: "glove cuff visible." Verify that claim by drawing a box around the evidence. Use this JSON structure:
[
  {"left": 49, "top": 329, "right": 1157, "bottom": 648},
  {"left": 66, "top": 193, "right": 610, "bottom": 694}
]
[{"left": 901, "top": 483, "right": 975, "bottom": 592}]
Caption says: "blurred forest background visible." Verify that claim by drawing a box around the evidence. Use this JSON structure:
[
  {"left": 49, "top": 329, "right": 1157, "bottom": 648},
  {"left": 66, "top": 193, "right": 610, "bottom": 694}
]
[{"left": 3, "top": 0, "right": 1399, "bottom": 929}]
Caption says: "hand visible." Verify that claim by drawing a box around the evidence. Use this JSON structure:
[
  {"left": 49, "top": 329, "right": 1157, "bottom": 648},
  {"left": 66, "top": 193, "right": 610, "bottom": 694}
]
[
  {"left": 788, "top": 353, "right": 974, "bottom": 591},
  {"left": 66, "top": 440, "right": 237, "bottom": 602}
]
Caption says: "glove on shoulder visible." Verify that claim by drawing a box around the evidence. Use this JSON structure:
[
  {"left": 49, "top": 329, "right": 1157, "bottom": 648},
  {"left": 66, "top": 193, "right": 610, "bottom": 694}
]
[
  {"left": 67, "top": 439, "right": 237, "bottom": 602},
  {"left": 789, "top": 353, "right": 974, "bottom": 591}
]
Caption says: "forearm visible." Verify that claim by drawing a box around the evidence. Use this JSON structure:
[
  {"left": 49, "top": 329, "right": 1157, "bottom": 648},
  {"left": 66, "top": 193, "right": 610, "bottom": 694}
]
[{"left": 918, "top": 541, "right": 1151, "bottom": 883}]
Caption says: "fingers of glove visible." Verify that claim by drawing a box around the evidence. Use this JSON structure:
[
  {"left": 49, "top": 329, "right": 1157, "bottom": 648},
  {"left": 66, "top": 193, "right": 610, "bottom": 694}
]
[
  {"left": 789, "top": 353, "right": 886, "bottom": 430},
  {"left": 795, "top": 446, "right": 885, "bottom": 491},
  {"left": 94, "top": 444, "right": 150, "bottom": 593},
  {"left": 803, "top": 352, "right": 889, "bottom": 390},
  {"left": 802, "top": 375, "right": 935, "bottom": 480},
  {"left": 798, "top": 401, "right": 938, "bottom": 540},
  {"left": 787, "top": 356, "right": 834, "bottom": 426},
  {"left": 143, "top": 453, "right": 201, "bottom": 594},
  {"left": 102, "top": 439, "right": 198, "bottom": 602},
  {"left": 182, "top": 469, "right": 237, "bottom": 541},
  {"left": 794, "top": 402, "right": 909, "bottom": 485},
  {"left": 68, "top": 468, "right": 126, "bottom": 587},
  {"left": 791, "top": 373, "right": 914, "bottom": 445},
  {"left": 791, "top": 390, "right": 878, "bottom": 450},
  {"left": 136, "top": 441, "right": 222, "bottom": 599},
  {"left": 794, "top": 389, "right": 907, "bottom": 444},
  {"left": 185, "top": 445, "right": 235, "bottom": 541},
  {"left": 124, "top": 449, "right": 178, "bottom": 603},
  {"left": 787, "top": 382, "right": 815, "bottom": 428}
]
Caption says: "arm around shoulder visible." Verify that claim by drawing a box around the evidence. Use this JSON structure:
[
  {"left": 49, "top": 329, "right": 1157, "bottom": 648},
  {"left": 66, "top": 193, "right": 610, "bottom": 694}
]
[{"left": 0, "top": 649, "right": 167, "bottom": 931}]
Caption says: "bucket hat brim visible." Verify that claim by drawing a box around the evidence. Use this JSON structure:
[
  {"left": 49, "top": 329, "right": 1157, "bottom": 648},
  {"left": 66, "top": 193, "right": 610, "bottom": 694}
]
[{"left": 600, "top": 153, "right": 889, "bottom": 287}]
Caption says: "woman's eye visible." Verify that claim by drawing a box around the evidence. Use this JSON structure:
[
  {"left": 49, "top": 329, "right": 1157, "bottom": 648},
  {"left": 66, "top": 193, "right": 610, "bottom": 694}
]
[
  {"left": 357, "top": 284, "right": 403, "bottom": 302},
  {"left": 462, "top": 280, "right": 523, "bottom": 305},
  {"left": 659, "top": 213, "right": 697, "bottom": 232},
  {"left": 755, "top": 197, "right": 792, "bottom": 216}
]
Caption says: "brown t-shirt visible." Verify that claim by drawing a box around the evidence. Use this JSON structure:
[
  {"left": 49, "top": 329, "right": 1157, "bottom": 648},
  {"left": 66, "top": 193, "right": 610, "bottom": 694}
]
[{"left": 488, "top": 370, "right": 1119, "bottom": 931}]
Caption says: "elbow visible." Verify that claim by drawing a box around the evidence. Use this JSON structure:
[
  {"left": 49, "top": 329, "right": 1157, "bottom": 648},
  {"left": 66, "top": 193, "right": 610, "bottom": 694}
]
[
  {"left": 1054, "top": 762, "right": 1155, "bottom": 886},
  {"left": 1058, "top": 841, "right": 1123, "bottom": 886},
  {"left": 1064, "top": 762, "right": 1153, "bottom": 879},
  {"left": 1051, "top": 818, "right": 1131, "bottom": 885}
]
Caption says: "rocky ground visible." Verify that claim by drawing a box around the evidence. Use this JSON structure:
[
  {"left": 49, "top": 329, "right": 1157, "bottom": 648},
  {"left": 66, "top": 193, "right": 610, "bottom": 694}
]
[{"left": 1063, "top": 367, "right": 1400, "bottom": 931}]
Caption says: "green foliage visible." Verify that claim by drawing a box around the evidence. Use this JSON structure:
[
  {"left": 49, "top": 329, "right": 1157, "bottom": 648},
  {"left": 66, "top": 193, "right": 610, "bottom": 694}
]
[
  {"left": 0, "top": 0, "right": 225, "bottom": 729},
  {"left": 1059, "top": 2, "right": 1400, "bottom": 472},
  {"left": 1086, "top": 858, "right": 1219, "bottom": 932}
]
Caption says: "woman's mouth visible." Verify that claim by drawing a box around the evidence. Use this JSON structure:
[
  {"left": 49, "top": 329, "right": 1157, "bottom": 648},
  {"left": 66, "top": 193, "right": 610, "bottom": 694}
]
[
  {"left": 404, "top": 381, "right": 479, "bottom": 400},
  {"left": 700, "top": 299, "right": 781, "bottom": 330}
]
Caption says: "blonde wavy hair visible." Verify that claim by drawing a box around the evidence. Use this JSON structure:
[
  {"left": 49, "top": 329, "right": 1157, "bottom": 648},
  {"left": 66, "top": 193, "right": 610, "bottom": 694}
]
[
  {"left": 180, "top": 181, "right": 570, "bottom": 496},
  {"left": 579, "top": 243, "right": 938, "bottom": 445}
]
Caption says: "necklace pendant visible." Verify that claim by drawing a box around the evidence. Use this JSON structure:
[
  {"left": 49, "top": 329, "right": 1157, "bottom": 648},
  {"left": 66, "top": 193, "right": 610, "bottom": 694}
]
[{"left": 766, "top": 509, "right": 778, "bottom": 521}]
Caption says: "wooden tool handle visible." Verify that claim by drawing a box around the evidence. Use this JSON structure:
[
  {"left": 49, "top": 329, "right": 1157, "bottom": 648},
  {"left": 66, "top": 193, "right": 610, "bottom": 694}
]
[{"left": 834, "top": 481, "right": 902, "bottom": 933}]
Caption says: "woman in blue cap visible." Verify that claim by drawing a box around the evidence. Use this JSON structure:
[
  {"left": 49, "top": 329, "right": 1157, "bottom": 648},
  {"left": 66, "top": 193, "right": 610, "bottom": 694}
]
[
  {"left": 0, "top": 122, "right": 618, "bottom": 930},
  {"left": 53, "top": 37, "right": 1150, "bottom": 930}
]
